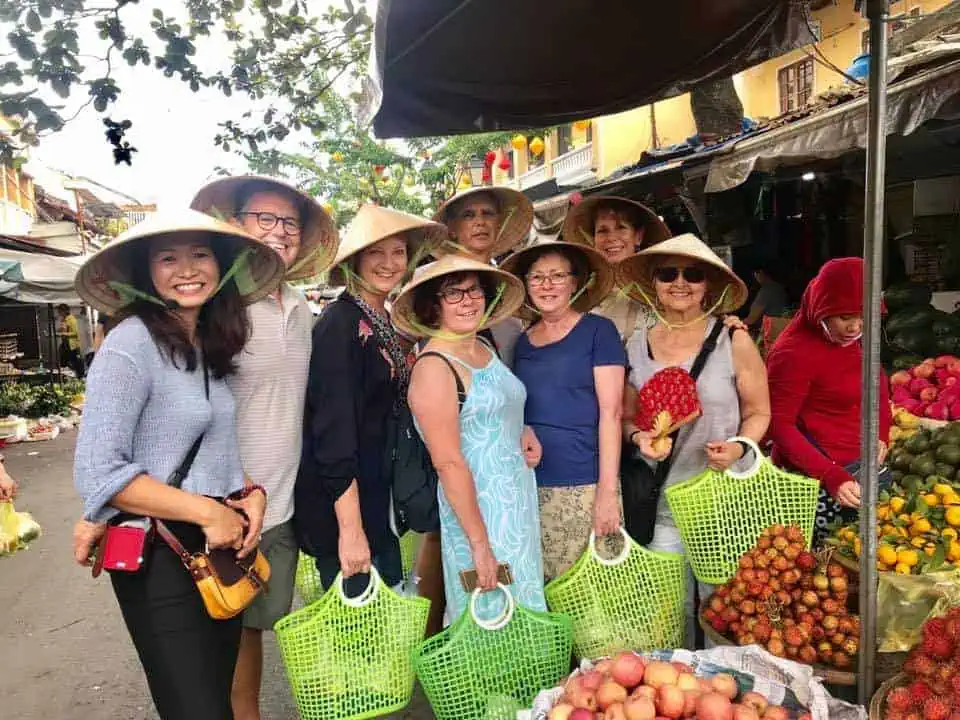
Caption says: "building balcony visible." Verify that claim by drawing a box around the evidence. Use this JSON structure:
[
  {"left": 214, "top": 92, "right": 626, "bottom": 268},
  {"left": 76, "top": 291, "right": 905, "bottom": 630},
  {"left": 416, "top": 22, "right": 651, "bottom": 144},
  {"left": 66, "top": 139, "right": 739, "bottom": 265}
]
[
  {"left": 518, "top": 164, "right": 548, "bottom": 189},
  {"left": 551, "top": 143, "right": 594, "bottom": 185}
]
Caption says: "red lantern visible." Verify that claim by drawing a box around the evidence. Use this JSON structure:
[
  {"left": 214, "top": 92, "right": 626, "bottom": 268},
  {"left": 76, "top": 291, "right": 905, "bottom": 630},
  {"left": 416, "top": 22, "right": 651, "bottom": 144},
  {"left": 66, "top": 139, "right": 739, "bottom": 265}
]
[
  {"left": 498, "top": 154, "right": 512, "bottom": 171},
  {"left": 484, "top": 150, "right": 497, "bottom": 166},
  {"left": 374, "top": 164, "right": 385, "bottom": 175},
  {"left": 482, "top": 167, "right": 492, "bottom": 184}
]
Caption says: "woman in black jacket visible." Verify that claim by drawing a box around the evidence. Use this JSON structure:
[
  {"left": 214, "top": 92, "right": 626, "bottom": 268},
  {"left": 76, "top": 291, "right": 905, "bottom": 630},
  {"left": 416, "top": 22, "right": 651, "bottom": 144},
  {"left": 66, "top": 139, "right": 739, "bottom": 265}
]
[{"left": 295, "top": 204, "right": 445, "bottom": 595}]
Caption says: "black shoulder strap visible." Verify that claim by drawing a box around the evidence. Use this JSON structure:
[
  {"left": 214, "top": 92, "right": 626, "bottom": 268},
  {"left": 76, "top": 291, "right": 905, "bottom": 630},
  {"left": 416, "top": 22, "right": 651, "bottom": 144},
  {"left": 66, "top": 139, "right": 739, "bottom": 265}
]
[
  {"left": 653, "top": 319, "right": 726, "bottom": 484},
  {"left": 415, "top": 351, "right": 466, "bottom": 411},
  {"left": 168, "top": 362, "right": 209, "bottom": 490}
]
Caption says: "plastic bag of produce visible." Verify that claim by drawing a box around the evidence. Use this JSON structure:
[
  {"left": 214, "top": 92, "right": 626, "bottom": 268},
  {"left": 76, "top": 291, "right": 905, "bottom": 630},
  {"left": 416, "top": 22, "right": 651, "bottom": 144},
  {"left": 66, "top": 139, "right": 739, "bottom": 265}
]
[
  {"left": 529, "top": 646, "right": 865, "bottom": 720},
  {"left": 275, "top": 567, "right": 429, "bottom": 720},
  {"left": 414, "top": 584, "right": 572, "bottom": 720},
  {"left": 544, "top": 527, "right": 685, "bottom": 659},
  {"left": 876, "top": 567, "right": 960, "bottom": 651},
  {"left": 0, "top": 501, "right": 41, "bottom": 555}
]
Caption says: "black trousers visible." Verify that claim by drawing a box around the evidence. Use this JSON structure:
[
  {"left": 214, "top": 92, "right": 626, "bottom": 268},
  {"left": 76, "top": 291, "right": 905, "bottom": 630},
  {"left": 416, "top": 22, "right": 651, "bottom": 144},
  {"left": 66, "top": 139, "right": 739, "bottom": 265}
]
[{"left": 110, "top": 521, "right": 241, "bottom": 720}]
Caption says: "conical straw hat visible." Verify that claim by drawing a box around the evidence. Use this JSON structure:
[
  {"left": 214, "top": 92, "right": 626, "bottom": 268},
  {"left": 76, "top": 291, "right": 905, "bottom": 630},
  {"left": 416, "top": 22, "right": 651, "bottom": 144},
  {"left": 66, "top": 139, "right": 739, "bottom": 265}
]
[
  {"left": 500, "top": 238, "right": 614, "bottom": 320},
  {"left": 190, "top": 174, "right": 339, "bottom": 282},
  {"left": 75, "top": 209, "right": 285, "bottom": 315},
  {"left": 615, "top": 233, "right": 748, "bottom": 314},
  {"left": 432, "top": 186, "right": 534, "bottom": 259},
  {"left": 391, "top": 254, "right": 525, "bottom": 339},
  {"left": 562, "top": 195, "right": 671, "bottom": 250},
  {"left": 327, "top": 204, "right": 447, "bottom": 287}
]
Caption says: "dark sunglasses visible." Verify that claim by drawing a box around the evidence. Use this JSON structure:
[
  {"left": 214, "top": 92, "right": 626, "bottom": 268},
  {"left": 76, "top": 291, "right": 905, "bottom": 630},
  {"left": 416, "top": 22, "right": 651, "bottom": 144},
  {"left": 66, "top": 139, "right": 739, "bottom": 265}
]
[{"left": 653, "top": 266, "right": 707, "bottom": 284}]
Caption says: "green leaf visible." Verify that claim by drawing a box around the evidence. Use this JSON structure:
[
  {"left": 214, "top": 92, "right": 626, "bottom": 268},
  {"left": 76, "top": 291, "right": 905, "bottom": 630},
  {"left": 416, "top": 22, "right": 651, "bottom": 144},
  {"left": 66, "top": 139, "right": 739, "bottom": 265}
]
[{"left": 26, "top": 10, "right": 41, "bottom": 32}]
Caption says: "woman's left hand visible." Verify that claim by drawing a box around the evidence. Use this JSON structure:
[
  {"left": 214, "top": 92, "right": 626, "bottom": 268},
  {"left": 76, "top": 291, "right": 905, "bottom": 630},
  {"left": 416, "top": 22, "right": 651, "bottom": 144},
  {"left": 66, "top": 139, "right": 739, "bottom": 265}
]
[
  {"left": 721, "top": 315, "right": 749, "bottom": 333},
  {"left": 521, "top": 426, "right": 542, "bottom": 468},
  {"left": 705, "top": 440, "right": 745, "bottom": 471},
  {"left": 592, "top": 486, "right": 620, "bottom": 537},
  {"left": 225, "top": 488, "right": 266, "bottom": 558}
]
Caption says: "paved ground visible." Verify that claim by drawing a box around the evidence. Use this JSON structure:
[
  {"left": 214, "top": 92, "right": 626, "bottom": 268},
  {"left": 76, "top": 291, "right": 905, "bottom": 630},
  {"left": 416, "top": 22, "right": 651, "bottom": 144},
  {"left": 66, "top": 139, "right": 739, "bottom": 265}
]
[{"left": 0, "top": 432, "right": 433, "bottom": 720}]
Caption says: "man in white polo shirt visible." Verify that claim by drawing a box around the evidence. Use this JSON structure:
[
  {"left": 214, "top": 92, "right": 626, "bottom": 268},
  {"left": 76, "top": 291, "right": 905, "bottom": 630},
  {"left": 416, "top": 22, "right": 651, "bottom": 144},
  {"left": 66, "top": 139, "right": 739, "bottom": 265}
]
[{"left": 191, "top": 176, "right": 338, "bottom": 720}]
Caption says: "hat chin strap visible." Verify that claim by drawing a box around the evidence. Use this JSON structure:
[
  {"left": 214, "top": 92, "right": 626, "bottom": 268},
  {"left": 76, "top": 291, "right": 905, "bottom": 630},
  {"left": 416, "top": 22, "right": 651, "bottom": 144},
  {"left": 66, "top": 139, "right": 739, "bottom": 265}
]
[
  {"left": 628, "top": 282, "right": 731, "bottom": 330},
  {"left": 408, "top": 281, "right": 507, "bottom": 341}
]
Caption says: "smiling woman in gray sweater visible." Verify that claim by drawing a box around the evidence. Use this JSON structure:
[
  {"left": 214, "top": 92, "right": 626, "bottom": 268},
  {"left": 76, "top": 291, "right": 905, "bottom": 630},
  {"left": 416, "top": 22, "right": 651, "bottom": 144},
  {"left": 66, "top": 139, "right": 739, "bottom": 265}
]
[{"left": 72, "top": 210, "right": 283, "bottom": 720}]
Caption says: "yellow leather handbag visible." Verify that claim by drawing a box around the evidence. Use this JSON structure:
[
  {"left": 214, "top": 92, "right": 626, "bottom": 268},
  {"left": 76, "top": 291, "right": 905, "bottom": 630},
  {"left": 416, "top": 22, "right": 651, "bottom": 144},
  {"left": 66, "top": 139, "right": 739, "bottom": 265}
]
[{"left": 156, "top": 519, "right": 271, "bottom": 620}]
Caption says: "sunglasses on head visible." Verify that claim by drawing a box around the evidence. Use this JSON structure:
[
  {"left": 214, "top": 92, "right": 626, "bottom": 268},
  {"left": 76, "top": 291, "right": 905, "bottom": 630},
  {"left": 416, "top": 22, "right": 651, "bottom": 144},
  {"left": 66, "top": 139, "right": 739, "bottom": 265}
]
[{"left": 653, "top": 266, "right": 706, "bottom": 284}]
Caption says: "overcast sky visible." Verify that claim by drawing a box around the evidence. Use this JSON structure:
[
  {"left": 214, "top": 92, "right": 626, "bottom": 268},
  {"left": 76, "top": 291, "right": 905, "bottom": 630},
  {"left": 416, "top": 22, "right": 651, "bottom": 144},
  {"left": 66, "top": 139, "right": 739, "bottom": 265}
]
[{"left": 23, "top": 2, "right": 372, "bottom": 209}]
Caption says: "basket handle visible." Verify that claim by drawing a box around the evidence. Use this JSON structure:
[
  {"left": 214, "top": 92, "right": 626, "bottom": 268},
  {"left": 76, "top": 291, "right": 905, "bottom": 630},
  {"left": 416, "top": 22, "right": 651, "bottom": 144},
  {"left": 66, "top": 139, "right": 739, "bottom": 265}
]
[
  {"left": 469, "top": 583, "right": 515, "bottom": 631},
  {"left": 337, "top": 566, "right": 381, "bottom": 608},
  {"left": 589, "top": 527, "right": 632, "bottom": 566},
  {"left": 723, "top": 436, "right": 765, "bottom": 480}
]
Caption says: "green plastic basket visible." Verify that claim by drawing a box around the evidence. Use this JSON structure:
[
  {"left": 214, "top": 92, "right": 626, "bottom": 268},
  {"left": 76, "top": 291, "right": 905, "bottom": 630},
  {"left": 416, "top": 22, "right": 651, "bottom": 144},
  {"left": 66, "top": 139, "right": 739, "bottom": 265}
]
[
  {"left": 400, "top": 531, "right": 420, "bottom": 580},
  {"left": 544, "top": 527, "right": 686, "bottom": 660},
  {"left": 413, "top": 584, "right": 572, "bottom": 720},
  {"left": 294, "top": 551, "right": 324, "bottom": 605},
  {"left": 664, "top": 437, "right": 820, "bottom": 585},
  {"left": 275, "top": 567, "right": 430, "bottom": 720}
]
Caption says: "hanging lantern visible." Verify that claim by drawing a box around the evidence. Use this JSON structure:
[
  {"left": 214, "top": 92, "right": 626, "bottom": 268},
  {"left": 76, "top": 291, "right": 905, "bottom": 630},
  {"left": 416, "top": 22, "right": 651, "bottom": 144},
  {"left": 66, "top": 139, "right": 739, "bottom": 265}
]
[
  {"left": 404, "top": 175, "right": 415, "bottom": 187},
  {"left": 511, "top": 134, "right": 527, "bottom": 151},
  {"left": 373, "top": 164, "right": 385, "bottom": 176},
  {"left": 573, "top": 119, "right": 591, "bottom": 133},
  {"left": 484, "top": 150, "right": 497, "bottom": 166},
  {"left": 331, "top": 151, "right": 344, "bottom": 163},
  {"left": 458, "top": 174, "right": 472, "bottom": 189},
  {"left": 481, "top": 167, "right": 492, "bottom": 184},
  {"left": 529, "top": 136, "right": 545, "bottom": 156},
  {"left": 498, "top": 154, "right": 512, "bottom": 172}
]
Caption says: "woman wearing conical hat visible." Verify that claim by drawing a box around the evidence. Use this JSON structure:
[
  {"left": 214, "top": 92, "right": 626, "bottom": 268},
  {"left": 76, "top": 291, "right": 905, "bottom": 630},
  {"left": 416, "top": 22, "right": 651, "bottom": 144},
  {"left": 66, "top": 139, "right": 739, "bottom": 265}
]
[
  {"left": 72, "top": 210, "right": 285, "bottom": 718},
  {"left": 394, "top": 254, "right": 546, "bottom": 622},
  {"left": 617, "top": 233, "right": 770, "bottom": 648},
  {"left": 295, "top": 204, "right": 446, "bottom": 599},
  {"left": 501, "top": 238, "right": 627, "bottom": 581},
  {"left": 190, "top": 174, "right": 339, "bottom": 720},
  {"left": 563, "top": 195, "right": 671, "bottom": 340},
  {"left": 432, "top": 186, "right": 533, "bottom": 366}
]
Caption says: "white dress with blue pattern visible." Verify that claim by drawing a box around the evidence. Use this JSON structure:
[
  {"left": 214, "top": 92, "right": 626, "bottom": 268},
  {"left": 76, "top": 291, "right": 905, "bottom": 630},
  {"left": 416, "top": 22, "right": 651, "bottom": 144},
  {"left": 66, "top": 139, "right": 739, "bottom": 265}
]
[{"left": 429, "top": 349, "right": 546, "bottom": 622}]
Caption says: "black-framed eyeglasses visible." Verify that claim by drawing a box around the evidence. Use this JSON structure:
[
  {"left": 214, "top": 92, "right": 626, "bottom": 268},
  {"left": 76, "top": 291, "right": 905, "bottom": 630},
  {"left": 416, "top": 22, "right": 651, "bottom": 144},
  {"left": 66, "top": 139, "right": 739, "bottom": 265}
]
[
  {"left": 237, "top": 211, "right": 302, "bottom": 237},
  {"left": 653, "top": 266, "right": 706, "bottom": 284},
  {"left": 439, "top": 284, "right": 485, "bottom": 304},
  {"left": 527, "top": 271, "right": 574, "bottom": 287}
]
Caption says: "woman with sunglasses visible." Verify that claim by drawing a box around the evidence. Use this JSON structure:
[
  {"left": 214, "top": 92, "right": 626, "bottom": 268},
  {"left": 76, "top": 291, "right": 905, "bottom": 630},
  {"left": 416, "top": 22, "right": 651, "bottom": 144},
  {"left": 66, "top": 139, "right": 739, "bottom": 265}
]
[
  {"left": 395, "top": 255, "right": 545, "bottom": 622},
  {"left": 501, "top": 240, "right": 625, "bottom": 581},
  {"left": 618, "top": 234, "right": 770, "bottom": 648},
  {"left": 72, "top": 210, "right": 284, "bottom": 719},
  {"left": 295, "top": 205, "right": 445, "bottom": 596}
]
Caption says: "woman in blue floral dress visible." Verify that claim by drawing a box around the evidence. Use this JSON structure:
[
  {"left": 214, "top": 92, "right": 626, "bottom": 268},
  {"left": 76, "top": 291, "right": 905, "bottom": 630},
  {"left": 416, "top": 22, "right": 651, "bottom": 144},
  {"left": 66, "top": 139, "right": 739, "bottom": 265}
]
[{"left": 396, "top": 254, "right": 546, "bottom": 621}]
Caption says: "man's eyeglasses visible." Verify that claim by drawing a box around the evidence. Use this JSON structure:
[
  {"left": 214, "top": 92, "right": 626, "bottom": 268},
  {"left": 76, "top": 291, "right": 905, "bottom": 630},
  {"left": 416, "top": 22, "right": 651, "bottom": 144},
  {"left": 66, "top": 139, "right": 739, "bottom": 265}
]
[
  {"left": 237, "top": 211, "right": 302, "bottom": 237},
  {"left": 527, "top": 271, "right": 573, "bottom": 287},
  {"left": 439, "top": 284, "right": 485, "bottom": 304},
  {"left": 653, "top": 266, "right": 706, "bottom": 284}
]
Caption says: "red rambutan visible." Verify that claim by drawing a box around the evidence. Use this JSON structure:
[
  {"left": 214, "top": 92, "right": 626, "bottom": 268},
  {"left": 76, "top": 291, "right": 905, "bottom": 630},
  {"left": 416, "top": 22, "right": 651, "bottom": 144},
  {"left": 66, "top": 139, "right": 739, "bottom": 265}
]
[
  {"left": 888, "top": 687, "right": 914, "bottom": 712},
  {"left": 923, "top": 635, "right": 955, "bottom": 662},
  {"left": 926, "top": 619, "right": 950, "bottom": 640},
  {"left": 923, "top": 696, "right": 952, "bottom": 720},
  {"left": 912, "top": 681, "right": 936, "bottom": 706}
]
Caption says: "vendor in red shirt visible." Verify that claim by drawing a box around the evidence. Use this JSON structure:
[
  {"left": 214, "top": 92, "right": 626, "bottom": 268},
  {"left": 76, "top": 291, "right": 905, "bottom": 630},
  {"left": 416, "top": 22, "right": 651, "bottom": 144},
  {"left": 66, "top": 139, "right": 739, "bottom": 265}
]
[{"left": 766, "top": 257, "right": 892, "bottom": 540}]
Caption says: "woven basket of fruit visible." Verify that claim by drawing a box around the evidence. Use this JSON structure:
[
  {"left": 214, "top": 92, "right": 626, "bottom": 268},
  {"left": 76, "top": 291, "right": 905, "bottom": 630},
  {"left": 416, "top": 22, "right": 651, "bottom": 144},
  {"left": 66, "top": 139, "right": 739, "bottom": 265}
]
[
  {"left": 869, "top": 673, "right": 907, "bottom": 720},
  {"left": 700, "top": 524, "right": 859, "bottom": 686}
]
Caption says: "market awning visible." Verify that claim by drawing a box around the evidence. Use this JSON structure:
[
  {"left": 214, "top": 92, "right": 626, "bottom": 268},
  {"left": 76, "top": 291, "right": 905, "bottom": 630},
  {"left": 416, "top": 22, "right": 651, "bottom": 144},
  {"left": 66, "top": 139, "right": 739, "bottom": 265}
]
[
  {"left": 705, "top": 53, "right": 960, "bottom": 192},
  {"left": 366, "top": 0, "right": 811, "bottom": 138},
  {"left": 0, "top": 248, "right": 82, "bottom": 304}
]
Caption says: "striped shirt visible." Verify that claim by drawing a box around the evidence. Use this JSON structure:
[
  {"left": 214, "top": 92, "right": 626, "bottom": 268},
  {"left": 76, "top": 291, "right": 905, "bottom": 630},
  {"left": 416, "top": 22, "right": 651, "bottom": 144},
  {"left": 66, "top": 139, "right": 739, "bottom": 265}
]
[{"left": 228, "top": 284, "right": 312, "bottom": 532}]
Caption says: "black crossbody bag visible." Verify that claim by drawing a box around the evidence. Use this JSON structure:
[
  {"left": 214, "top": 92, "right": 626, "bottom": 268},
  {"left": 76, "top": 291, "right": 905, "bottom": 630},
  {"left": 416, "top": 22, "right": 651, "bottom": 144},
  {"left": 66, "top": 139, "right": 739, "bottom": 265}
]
[{"left": 620, "top": 320, "right": 724, "bottom": 545}]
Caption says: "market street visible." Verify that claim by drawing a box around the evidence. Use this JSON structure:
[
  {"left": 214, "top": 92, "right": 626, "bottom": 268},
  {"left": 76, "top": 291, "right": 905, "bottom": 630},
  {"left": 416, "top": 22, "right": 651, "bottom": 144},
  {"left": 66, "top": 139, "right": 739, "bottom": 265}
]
[{"left": 0, "top": 431, "right": 432, "bottom": 720}]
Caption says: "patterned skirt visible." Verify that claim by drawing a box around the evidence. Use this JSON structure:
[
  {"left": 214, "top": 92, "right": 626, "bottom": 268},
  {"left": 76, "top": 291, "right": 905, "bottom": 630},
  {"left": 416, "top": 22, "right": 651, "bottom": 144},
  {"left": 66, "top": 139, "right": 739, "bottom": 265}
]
[{"left": 537, "top": 484, "right": 623, "bottom": 582}]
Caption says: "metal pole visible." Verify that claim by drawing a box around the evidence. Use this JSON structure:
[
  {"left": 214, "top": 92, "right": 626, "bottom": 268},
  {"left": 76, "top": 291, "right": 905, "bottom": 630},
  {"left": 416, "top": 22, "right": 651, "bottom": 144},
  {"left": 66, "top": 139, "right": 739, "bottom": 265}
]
[{"left": 858, "top": 0, "right": 890, "bottom": 705}]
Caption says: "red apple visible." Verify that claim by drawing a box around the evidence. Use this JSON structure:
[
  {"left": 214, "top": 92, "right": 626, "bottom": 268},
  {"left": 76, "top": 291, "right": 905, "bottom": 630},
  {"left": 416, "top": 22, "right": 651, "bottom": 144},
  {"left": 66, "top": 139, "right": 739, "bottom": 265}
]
[
  {"left": 890, "top": 370, "right": 912, "bottom": 386},
  {"left": 914, "top": 363, "right": 935, "bottom": 379},
  {"left": 644, "top": 661, "right": 679, "bottom": 689},
  {"left": 696, "top": 692, "right": 733, "bottom": 720},
  {"left": 710, "top": 674, "right": 738, "bottom": 701},
  {"left": 739, "top": 692, "right": 769, "bottom": 716},
  {"left": 763, "top": 707, "right": 789, "bottom": 720},
  {"left": 598, "top": 680, "right": 628, "bottom": 711},
  {"left": 676, "top": 674, "right": 700, "bottom": 692},
  {"left": 733, "top": 705, "right": 759, "bottom": 720},
  {"left": 683, "top": 690, "right": 703, "bottom": 718},
  {"left": 549, "top": 703, "right": 576, "bottom": 720},
  {"left": 611, "top": 652, "right": 647, "bottom": 690},
  {"left": 605, "top": 703, "right": 628, "bottom": 720},
  {"left": 570, "top": 710, "right": 597, "bottom": 720},
  {"left": 657, "top": 685, "right": 686, "bottom": 719},
  {"left": 625, "top": 695, "right": 658, "bottom": 720}
]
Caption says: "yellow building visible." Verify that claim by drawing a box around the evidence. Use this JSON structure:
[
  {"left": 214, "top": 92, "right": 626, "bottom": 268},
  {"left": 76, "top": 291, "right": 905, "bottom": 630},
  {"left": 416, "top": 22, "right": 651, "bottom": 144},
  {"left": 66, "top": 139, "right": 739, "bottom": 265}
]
[{"left": 494, "top": 0, "right": 951, "bottom": 193}]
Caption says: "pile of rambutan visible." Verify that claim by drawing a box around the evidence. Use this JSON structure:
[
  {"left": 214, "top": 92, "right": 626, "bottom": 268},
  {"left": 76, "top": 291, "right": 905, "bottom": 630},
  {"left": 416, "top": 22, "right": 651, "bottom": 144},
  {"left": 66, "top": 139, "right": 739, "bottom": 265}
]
[{"left": 886, "top": 608, "right": 960, "bottom": 720}]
